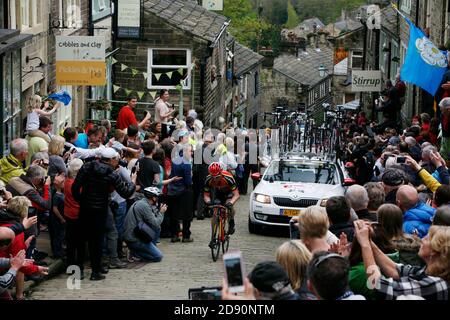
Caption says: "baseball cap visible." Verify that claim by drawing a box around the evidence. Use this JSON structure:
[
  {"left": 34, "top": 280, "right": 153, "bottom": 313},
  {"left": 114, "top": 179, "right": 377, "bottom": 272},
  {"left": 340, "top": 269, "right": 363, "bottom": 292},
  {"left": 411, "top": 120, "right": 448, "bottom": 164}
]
[
  {"left": 178, "top": 130, "right": 189, "bottom": 139},
  {"left": 439, "top": 97, "right": 450, "bottom": 109},
  {"left": 99, "top": 147, "right": 119, "bottom": 159},
  {"left": 248, "top": 261, "right": 291, "bottom": 294},
  {"left": 382, "top": 169, "right": 405, "bottom": 187}
]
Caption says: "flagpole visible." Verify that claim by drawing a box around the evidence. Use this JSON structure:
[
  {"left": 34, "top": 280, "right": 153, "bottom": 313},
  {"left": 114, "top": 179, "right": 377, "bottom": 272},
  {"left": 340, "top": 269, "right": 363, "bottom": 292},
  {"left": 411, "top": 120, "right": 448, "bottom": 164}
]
[{"left": 390, "top": 2, "right": 407, "bottom": 20}]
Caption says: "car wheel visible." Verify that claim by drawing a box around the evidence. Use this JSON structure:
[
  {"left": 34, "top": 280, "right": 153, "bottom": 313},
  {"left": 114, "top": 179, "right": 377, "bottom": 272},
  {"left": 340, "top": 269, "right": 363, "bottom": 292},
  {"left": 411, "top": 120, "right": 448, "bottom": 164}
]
[{"left": 248, "top": 216, "right": 261, "bottom": 234}]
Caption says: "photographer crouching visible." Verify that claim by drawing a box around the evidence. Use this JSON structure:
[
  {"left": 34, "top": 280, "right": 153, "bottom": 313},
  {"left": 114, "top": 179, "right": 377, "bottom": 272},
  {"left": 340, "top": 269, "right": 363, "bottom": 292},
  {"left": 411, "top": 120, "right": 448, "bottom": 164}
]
[{"left": 123, "top": 187, "right": 166, "bottom": 263}]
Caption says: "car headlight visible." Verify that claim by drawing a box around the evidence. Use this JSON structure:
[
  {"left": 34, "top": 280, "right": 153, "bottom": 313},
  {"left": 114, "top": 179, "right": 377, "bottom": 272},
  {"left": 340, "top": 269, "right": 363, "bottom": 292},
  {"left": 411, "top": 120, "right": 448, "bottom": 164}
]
[
  {"left": 320, "top": 199, "right": 328, "bottom": 207},
  {"left": 254, "top": 193, "right": 271, "bottom": 204}
]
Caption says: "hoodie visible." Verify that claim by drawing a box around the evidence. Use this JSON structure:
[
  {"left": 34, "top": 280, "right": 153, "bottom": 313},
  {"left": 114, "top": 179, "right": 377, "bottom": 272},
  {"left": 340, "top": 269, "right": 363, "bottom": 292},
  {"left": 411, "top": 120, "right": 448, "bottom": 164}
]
[
  {"left": 403, "top": 202, "right": 436, "bottom": 238},
  {"left": 0, "top": 154, "right": 26, "bottom": 184}
]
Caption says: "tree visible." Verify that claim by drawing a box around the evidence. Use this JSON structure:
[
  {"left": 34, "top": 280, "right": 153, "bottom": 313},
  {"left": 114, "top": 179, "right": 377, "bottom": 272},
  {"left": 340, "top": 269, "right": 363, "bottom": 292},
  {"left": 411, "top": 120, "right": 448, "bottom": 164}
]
[
  {"left": 285, "top": 0, "right": 300, "bottom": 28},
  {"left": 220, "top": 0, "right": 271, "bottom": 51}
]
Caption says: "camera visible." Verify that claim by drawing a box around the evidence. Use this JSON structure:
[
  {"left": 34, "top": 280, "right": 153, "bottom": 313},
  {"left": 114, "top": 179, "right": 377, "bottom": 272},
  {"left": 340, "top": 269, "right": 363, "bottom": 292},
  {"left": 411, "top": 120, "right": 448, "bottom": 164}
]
[
  {"left": 188, "top": 287, "right": 222, "bottom": 300},
  {"left": 118, "top": 159, "right": 128, "bottom": 168},
  {"left": 396, "top": 156, "right": 406, "bottom": 164}
]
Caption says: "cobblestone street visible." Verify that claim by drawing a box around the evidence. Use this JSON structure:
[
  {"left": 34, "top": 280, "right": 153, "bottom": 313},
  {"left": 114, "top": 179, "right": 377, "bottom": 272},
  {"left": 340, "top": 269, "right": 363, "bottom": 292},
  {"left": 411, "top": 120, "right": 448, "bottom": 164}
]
[{"left": 29, "top": 192, "right": 287, "bottom": 300}]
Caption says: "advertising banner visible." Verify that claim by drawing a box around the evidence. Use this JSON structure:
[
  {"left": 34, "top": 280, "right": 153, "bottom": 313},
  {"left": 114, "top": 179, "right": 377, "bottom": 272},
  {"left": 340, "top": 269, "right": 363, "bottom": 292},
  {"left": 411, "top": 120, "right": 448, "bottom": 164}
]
[
  {"left": 117, "top": 0, "right": 141, "bottom": 38},
  {"left": 351, "top": 70, "right": 382, "bottom": 92},
  {"left": 56, "top": 36, "right": 106, "bottom": 86}
]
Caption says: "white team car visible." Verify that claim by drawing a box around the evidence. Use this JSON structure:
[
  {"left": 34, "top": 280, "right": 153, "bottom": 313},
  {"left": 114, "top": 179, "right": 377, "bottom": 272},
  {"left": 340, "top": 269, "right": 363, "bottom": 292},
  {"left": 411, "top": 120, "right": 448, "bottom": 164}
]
[{"left": 248, "top": 154, "right": 353, "bottom": 233}]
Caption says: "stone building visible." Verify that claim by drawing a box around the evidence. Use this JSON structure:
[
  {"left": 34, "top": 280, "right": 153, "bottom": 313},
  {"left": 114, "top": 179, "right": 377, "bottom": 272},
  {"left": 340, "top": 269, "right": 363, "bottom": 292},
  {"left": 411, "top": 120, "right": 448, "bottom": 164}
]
[
  {"left": 232, "top": 42, "right": 264, "bottom": 129},
  {"left": 113, "top": 0, "right": 233, "bottom": 128}
]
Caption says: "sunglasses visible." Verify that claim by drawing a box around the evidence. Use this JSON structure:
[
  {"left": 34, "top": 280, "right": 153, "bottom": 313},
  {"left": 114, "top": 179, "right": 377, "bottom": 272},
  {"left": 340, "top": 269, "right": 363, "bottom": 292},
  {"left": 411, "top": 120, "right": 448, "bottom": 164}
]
[{"left": 0, "top": 238, "right": 12, "bottom": 247}]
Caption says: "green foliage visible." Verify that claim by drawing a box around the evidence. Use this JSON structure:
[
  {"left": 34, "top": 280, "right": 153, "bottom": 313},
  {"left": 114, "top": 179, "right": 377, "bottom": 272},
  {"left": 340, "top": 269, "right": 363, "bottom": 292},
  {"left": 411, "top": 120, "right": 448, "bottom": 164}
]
[
  {"left": 291, "top": 0, "right": 367, "bottom": 24},
  {"left": 220, "top": 0, "right": 270, "bottom": 51},
  {"left": 285, "top": 0, "right": 300, "bottom": 29}
]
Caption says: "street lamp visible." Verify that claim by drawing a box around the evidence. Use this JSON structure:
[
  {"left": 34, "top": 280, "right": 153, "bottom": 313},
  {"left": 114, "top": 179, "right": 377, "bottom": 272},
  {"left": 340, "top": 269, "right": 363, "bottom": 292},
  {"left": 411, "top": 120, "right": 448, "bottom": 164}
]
[{"left": 318, "top": 64, "right": 329, "bottom": 77}]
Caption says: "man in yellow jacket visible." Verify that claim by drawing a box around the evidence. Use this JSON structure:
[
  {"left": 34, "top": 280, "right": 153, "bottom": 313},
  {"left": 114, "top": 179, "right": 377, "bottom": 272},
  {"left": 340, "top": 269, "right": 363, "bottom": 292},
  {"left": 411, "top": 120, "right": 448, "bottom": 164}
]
[{"left": 0, "top": 139, "right": 29, "bottom": 184}]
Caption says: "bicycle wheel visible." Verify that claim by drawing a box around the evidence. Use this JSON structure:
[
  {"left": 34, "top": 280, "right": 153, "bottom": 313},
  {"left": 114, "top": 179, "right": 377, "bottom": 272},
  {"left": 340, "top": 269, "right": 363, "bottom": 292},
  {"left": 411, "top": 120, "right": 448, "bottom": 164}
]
[
  {"left": 210, "top": 211, "right": 221, "bottom": 262},
  {"left": 222, "top": 215, "right": 230, "bottom": 254}
]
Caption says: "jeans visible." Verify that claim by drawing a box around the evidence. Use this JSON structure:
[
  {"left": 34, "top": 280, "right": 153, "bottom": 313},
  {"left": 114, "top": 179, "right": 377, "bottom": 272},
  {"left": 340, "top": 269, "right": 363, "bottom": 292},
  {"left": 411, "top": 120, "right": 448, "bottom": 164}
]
[
  {"left": 114, "top": 202, "right": 127, "bottom": 237},
  {"left": 104, "top": 209, "right": 119, "bottom": 260},
  {"left": 114, "top": 202, "right": 127, "bottom": 257},
  {"left": 48, "top": 213, "right": 66, "bottom": 258},
  {"left": 127, "top": 240, "right": 163, "bottom": 262}
]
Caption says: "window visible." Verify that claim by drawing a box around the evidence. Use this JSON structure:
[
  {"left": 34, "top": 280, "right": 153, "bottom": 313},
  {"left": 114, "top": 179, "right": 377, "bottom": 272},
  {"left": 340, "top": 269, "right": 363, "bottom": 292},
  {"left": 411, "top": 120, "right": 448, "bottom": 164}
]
[
  {"left": 0, "top": 1, "right": 5, "bottom": 28},
  {"left": 59, "top": 0, "right": 82, "bottom": 29},
  {"left": 1, "top": 50, "right": 22, "bottom": 155},
  {"left": 10, "top": 0, "right": 42, "bottom": 30},
  {"left": 379, "top": 32, "right": 387, "bottom": 73},
  {"left": 401, "top": 0, "right": 412, "bottom": 14},
  {"left": 147, "top": 49, "right": 191, "bottom": 89},
  {"left": 254, "top": 71, "right": 260, "bottom": 97},
  {"left": 390, "top": 41, "right": 400, "bottom": 81},
  {"left": 239, "top": 76, "right": 248, "bottom": 102},
  {"left": 20, "top": 0, "right": 30, "bottom": 29},
  {"left": 351, "top": 50, "right": 363, "bottom": 69},
  {"left": 91, "top": 56, "right": 113, "bottom": 101},
  {"left": 91, "top": 0, "right": 112, "bottom": 22}
]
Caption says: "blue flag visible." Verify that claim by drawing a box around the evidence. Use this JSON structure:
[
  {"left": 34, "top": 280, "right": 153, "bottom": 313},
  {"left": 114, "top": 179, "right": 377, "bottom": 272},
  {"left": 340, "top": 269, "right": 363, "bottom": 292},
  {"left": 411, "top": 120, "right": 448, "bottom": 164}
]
[
  {"left": 47, "top": 90, "right": 72, "bottom": 106},
  {"left": 400, "top": 18, "right": 448, "bottom": 96}
]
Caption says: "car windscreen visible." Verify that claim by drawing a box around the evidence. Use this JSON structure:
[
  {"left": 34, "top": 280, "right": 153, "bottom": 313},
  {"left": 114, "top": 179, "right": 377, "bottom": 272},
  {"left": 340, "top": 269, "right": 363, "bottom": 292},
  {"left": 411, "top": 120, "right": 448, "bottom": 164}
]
[{"left": 263, "top": 161, "right": 338, "bottom": 184}]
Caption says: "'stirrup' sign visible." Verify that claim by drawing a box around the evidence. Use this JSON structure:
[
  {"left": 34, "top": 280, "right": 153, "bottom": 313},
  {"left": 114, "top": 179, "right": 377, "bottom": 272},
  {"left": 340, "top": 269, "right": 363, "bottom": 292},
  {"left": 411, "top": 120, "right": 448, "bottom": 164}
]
[{"left": 351, "top": 70, "right": 382, "bottom": 92}]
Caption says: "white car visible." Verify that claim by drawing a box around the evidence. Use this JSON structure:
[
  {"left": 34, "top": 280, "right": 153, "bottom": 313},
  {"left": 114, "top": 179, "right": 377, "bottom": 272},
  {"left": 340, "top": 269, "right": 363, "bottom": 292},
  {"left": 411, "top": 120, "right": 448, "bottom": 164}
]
[{"left": 248, "top": 155, "right": 352, "bottom": 233}]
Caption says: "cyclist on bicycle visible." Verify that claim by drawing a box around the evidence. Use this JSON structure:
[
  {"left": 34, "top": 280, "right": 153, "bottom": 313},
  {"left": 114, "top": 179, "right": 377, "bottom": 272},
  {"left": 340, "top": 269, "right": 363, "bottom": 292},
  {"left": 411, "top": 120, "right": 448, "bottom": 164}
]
[{"left": 204, "top": 162, "right": 240, "bottom": 243}]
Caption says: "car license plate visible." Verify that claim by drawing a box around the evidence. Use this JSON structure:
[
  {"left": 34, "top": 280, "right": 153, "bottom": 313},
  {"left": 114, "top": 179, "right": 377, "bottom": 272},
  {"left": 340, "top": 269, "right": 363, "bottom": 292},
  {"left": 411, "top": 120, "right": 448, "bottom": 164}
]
[{"left": 281, "top": 209, "right": 300, "bottom": 217}]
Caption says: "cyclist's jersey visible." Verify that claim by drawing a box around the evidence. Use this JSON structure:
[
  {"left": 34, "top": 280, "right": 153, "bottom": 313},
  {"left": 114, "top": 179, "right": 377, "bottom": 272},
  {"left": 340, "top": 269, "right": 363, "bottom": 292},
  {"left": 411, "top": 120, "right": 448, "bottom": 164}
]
[{"left": 204, "top": 171, "right": 237, "bottom": 199}]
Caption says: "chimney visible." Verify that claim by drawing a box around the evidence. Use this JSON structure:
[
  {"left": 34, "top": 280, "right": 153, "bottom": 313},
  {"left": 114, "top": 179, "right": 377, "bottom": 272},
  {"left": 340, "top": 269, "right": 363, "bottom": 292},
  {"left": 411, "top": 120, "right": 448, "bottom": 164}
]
[{"left": 298, "top": 37, "right": 306, "bottom": 51}]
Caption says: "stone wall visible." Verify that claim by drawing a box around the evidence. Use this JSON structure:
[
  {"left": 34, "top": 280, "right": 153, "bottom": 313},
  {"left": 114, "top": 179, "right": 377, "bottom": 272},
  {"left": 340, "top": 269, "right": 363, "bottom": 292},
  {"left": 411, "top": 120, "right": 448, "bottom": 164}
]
[{"left": 114, "top": 11, "right": 231, "bottom": 127}]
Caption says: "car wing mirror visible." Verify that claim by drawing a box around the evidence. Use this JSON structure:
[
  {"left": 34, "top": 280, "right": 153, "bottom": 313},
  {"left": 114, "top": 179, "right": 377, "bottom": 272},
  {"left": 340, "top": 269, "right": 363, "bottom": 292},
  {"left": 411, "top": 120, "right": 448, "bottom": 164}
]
[{"left": 251, "top": 172, "right": 262, "bottom": 181}]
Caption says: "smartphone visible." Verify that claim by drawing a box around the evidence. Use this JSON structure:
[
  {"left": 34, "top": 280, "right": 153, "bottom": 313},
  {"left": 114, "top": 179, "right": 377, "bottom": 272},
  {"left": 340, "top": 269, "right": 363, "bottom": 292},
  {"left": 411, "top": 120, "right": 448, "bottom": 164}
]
[
  {"left": 223, "top": 251, "right": 245, "bottom": 293},
  {"left": 188, "top": 287, "right": 222, "bottom": 300},
  {"left": 396, "top": 156, "right": 406, "bottom": 164},
  {"left": 289, "top": 220, "right": 300, "bottom": 239}
]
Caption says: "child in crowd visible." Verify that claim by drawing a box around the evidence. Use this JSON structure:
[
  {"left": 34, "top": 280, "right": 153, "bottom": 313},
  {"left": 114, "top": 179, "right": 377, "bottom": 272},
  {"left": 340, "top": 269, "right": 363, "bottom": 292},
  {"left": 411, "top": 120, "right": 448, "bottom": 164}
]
[
  {"left": 48, "top": 174, "right": 66, "bottom": 259},
  {"left": 25, "top": 95, "right": 60, "bottom": 142}
]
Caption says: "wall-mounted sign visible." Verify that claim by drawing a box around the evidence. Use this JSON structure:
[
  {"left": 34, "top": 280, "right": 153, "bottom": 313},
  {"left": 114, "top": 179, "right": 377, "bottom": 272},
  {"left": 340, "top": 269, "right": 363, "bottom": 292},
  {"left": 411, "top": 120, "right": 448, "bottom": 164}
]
[
  {"left": 117, "top": 0, "right": 141, "bottom": 38},
  {"left": 56, "top": 36, "right": 106, "bottom": 86},
  {"left": 202, "top": 0, "right": 223, "bottom": 11},
  {"left": 351, "top": 70, "right": 382, "bottom": 92},
  {"left": 91, "top": 0, "right": 112, "bottom": 22}
]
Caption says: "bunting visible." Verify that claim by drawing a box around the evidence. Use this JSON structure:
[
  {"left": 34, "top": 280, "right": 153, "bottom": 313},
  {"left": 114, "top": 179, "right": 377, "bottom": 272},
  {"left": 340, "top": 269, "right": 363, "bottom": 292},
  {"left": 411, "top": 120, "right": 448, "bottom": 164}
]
[
  {"left": 154, "top": 73, "right": 162, "bottom": 81},
  {"left": 111, "top": 57, "right": 118, "bottom": 65},
  {"left": 121, "top": 64, "right": 128, "bottom": 72},
  {"left": 124, "top": 89, "right": 132, "bottom": 96},
  {"left": 131, "top": 69, "right": 139, "bottom": 77},
  {"left": 143, "top": 72, "right": 149, "bottom": 80},
  {"left": 137, "top": 91, "right": 145, "bottom": 99},
  {"left": 113, "top": 85, "right": 121, "bottom": 93},
  {"left": 166, "top": 71, "right": 173, "bottom": 79},
  {"left": 149, "top": 91, "right": 157, "bottom": 99}
]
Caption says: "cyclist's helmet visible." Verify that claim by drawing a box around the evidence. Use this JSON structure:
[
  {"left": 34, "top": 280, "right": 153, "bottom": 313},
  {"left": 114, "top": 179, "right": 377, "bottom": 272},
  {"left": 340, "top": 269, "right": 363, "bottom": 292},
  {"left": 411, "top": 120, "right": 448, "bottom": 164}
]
[
  {"left": 143, "top": 186, "right": 162, "bottom": 198},
  {"left": 208, "top": 162, "right": 222, "bottom": 177}
]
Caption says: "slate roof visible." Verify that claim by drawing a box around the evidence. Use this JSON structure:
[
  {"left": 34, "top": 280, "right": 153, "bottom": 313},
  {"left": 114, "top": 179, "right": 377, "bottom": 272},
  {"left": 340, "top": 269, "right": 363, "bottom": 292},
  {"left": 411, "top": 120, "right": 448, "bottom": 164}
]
[
  {"left": 381, "top": 5, "right": 399, "bottom": 38},
  {"left": 273, "top": 46, "right": 334, "bottom": 87},
  {"left": 145, "top": 0, "right": 230, "bottom": 43},
  {"left": 234, "top": 42, "right": 264, "bottom": 76},
  {"left": 299, "top": 18, "right": 325, "bottom": 31}
]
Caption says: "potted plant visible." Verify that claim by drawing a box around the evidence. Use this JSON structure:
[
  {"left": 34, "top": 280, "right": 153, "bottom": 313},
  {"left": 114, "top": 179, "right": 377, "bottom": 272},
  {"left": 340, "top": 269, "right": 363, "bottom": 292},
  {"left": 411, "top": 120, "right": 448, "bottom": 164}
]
[{"left": 88, "top": 99, "right": 112, "bottom": 120}]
